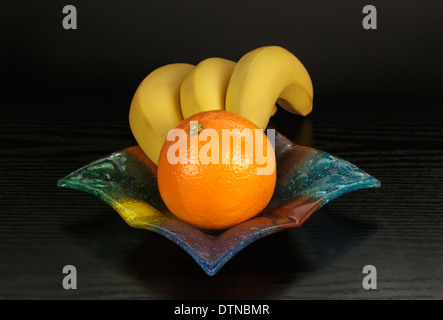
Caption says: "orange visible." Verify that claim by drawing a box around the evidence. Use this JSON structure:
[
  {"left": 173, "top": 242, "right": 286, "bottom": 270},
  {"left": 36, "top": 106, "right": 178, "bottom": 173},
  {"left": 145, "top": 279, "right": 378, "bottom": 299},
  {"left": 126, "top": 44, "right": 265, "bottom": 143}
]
[{"left": 157, "top": 110, "right": 276, "bottom": 230}]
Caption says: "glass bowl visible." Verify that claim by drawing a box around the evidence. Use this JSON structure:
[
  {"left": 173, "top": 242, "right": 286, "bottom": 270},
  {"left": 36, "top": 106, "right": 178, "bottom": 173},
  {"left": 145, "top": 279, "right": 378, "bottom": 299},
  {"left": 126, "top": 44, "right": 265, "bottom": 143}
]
[{"left": 57, "top": 131, "right": 380, "bottom": 276}]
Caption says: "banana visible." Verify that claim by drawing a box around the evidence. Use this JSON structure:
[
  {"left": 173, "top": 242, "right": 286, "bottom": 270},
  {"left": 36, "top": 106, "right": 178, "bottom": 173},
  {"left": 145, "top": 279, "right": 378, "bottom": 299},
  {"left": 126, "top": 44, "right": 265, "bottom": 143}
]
[
  {"left": 129, "top": 63, "right": 195, "bottom": 165},
  {"left": 271, "top": 104, "right": 277, "bottom": 116},
  {"left": 180, "top": 57, "right": 236, "bottom": 119},
  {"left": 226, "top": 46, "right": 313, "bottom": 129}
]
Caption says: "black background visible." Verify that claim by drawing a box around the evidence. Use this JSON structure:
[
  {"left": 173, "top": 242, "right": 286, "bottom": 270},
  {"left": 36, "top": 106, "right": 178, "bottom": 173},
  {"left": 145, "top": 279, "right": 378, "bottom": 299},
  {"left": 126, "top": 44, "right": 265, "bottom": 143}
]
[
  {"left": 1, "top": 0, "right": 443, "bottom": 99},
  {"left": 1, "top": 0, "right": 443, "bottom": 301}
]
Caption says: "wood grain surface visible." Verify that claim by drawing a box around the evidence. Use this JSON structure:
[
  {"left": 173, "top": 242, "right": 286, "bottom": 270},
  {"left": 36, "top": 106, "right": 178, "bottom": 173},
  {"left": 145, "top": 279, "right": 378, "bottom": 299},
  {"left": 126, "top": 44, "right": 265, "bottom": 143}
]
[{"left": 0, "top": 93, "right": 442, "bottom": 299}]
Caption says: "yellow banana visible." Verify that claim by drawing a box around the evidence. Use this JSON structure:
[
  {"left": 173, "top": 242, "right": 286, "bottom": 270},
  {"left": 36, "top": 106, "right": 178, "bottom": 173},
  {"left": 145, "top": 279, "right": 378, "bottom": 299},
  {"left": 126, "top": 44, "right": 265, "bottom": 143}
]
[
  {"left": 226, "top": 46, "right": 313, "bottom": 129},
  {"left": 129, "top": 63, "right": 195, "bottom": 165},
  {"left": 271, "top": 104, "right": 277, "bottom": 116},
  {"left": 180, "top": 57, "right": 236, "bottom": 119}
]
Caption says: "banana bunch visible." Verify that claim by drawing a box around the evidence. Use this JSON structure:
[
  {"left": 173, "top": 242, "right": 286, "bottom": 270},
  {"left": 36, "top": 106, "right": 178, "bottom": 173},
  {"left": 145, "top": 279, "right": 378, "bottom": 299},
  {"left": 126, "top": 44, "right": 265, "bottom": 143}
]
[{"left": 129, "top": 46, "right": 313, "bottom": 165}]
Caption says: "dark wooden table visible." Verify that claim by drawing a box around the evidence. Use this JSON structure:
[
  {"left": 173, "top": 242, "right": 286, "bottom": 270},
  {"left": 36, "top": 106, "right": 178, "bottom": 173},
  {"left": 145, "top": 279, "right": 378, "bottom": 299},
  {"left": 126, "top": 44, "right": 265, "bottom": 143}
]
[{"left": 1, "top": 93, "right": 442, "bottom": 300}]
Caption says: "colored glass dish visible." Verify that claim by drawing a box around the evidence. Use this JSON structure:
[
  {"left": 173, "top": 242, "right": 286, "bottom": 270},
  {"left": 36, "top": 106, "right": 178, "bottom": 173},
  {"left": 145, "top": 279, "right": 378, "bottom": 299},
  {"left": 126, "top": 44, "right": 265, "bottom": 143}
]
[{"left": 57, "top": 131, "right": 380, "bottom": 276}]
